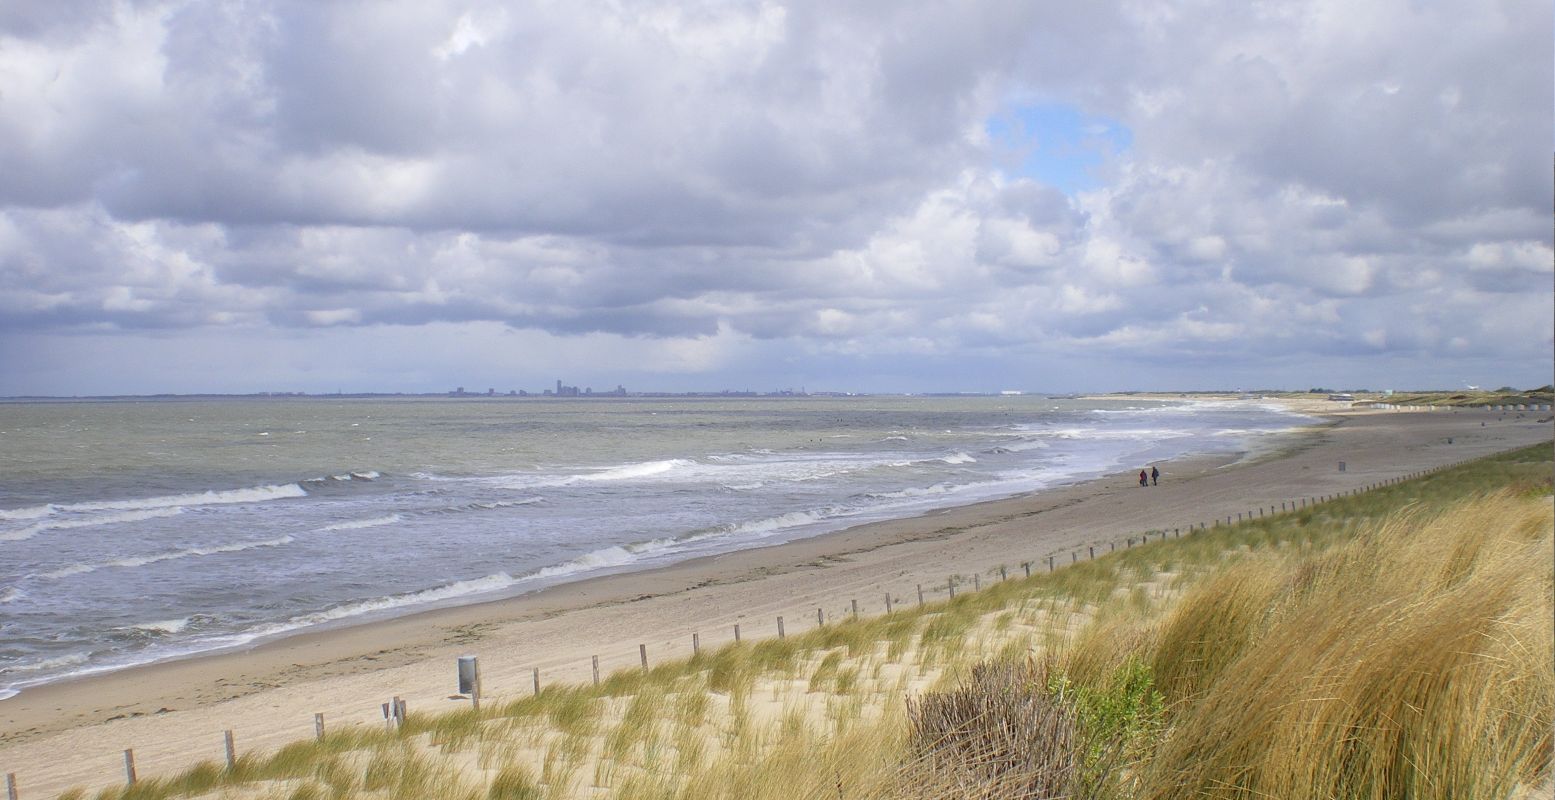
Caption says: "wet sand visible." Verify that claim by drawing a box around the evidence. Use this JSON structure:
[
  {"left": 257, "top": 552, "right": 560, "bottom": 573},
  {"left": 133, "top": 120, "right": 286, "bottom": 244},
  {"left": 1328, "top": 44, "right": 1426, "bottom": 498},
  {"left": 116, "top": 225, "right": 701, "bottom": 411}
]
[{"left": 1, "top": 401, "right": 1548, "bottom": 797}]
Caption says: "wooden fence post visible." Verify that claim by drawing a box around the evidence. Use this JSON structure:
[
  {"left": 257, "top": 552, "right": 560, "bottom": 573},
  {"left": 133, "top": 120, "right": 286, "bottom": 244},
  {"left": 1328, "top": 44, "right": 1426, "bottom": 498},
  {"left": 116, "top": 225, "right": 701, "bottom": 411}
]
[
  {"left": 592, "top": 655, "right": 600, "bottom": 685},
  {"left": 851, "top": 599, "right": 859, "bottom": 618},
  {"left": 917, "top": 584, "right": 924, "bottom": 606},
  {"left": 224, "top": 730, "right": 236, "bottom": 770},
  {"left": 948, "top": 577, "right": 956, "bottom": 599},
  {"left": 532, "top": 667, "right": 540, "bottom": 696},
  {"left": 693, "top": 632, "right": 700, "bottom": 656},
  {"left": 1022, "top": 562, "right": 1031, "bottom": 577},
  {"left": 817, "top": 607, "right": 825, "bottom": 626},
  {"left": 1046, "top": 556, "right": 1054, "bottom": 571},
  {"left": 777, "top": 616, "right": 785, "bottom": 639},
  {"left": 1089, "top": 546, "right": 1095, "bottom": 559},
  {"left": 885, "top": 592, "right": 893, "bottom": 613},
  {"left": 123, "top": 749, "right": 136, "bottom": 786},
  {"left": 315, "top": 713, "right": 325, "bottom": 741},
  {"left": 8, "top": 771, "right": 18, "bottom": 800},
  {"left": 973, "top": 574, "right": 980, "bottom": 591},
  {"left": 1000, "top": 565, "right": 1007, "bottom": 581},
  {"left": 734, "top": 623, "right": 741, "bottom": 642},
  {"left": 639, "top": 644, "right": 649, "bottom": 671}
]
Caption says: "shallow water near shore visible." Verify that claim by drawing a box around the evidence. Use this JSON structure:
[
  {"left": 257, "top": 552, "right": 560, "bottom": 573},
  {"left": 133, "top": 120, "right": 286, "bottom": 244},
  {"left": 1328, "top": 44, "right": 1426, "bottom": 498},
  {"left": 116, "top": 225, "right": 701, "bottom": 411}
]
[{"left": 0, "top": 395, "right": 1312, "bottom": 697}]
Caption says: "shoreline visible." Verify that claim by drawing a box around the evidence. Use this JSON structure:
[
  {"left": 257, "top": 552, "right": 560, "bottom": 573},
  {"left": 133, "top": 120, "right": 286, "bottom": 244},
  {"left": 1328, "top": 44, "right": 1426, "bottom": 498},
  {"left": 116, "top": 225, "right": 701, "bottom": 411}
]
[
  {"left": 0, "top": 396, "right": 1320, "bottom": 701},
  {"left": 1, "top": 402, "right": 1549, "bottom": 796}
]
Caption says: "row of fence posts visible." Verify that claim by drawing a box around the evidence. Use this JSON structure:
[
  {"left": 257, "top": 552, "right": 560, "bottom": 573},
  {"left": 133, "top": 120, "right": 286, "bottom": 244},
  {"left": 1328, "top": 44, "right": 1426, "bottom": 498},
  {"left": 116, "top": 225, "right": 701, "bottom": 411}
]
[
  {"left": 1, "top": 455, "right": 1475, "bottom": 797},
  {"left": 95, "top": 708, "right": 338, "bottom": 792}
]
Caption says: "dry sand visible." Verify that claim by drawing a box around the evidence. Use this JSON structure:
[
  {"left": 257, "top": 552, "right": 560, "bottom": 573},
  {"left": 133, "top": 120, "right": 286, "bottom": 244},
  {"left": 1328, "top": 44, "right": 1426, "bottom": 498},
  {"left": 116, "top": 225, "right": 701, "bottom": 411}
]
[{"left": 0, "top": 400, "right": 1548, "bottom": 797}]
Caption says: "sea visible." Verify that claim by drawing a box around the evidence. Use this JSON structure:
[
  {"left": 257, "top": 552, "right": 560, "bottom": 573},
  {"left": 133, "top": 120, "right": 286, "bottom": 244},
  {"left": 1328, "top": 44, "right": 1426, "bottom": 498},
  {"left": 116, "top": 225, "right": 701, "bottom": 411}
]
[{"left": 0, "top": 395, "right": 1313, "bottom": 699}]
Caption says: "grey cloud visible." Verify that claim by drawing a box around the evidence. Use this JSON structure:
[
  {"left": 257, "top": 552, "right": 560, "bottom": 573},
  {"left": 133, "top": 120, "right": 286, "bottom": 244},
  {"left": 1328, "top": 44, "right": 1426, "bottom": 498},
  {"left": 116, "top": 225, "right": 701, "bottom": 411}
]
[{"left": 0, "top": 0, "right": 1549, "bottom": 394}]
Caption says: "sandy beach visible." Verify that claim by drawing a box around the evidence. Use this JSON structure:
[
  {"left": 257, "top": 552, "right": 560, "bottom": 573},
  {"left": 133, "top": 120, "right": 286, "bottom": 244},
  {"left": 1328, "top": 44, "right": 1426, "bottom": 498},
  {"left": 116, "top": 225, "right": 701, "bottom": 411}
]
[{"left": 1, "top": 400, "right": 1549, "bottom": 797}]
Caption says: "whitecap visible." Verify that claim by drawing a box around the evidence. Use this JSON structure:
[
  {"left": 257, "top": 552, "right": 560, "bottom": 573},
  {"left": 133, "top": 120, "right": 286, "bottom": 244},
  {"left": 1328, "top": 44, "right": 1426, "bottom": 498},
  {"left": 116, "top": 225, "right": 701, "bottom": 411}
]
[
  {"left": 1, "top": 652, "right": 90, "bottom": 675},
  {"left": 133, "top": 618, "right": 191, "bottom": 635},
  {"left": 2, "top": 507, "right": 186, "bottom": 542},
  {"left": 0, "top": 505, "right": 56, "bottom": 521},
  {"left": 39, "top": 535, "right": 295, "bottom": 580},
  {"left": 318, "top": 514, "right": 403, "bottom": 532},
  {"left": 574, "top": 459, "right": 691, "bottom": 482},
  {"left": 59, "top": 483, "right": 307, "bottom": 514}
]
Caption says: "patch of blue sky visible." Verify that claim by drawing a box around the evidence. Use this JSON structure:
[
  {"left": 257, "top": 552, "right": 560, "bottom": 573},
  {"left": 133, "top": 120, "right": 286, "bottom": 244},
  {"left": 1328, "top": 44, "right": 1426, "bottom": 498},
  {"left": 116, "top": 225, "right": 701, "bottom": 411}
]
[{"left": 985, "top": 102, "right": 1132, "bottom": 194}]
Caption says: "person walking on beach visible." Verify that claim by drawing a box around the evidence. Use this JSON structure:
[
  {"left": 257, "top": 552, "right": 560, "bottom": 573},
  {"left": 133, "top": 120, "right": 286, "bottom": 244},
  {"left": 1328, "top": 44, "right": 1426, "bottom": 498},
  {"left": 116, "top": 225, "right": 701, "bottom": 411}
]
[
  {"left": 1139, "top": 469, "right": 1148, "bottom": 487},
  {"left": 1151, "top": 465, "right": 1160, "bottom": 486}
]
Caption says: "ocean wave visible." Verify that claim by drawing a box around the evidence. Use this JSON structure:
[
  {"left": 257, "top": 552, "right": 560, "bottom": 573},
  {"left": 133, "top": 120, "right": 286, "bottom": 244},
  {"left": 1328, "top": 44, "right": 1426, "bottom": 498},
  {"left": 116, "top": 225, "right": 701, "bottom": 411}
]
[
  {"left": 262, "top": 572, "right": 525, "bottom": 633},
  {"left": 531, "top": 545, "right": 642, "bottom": 580},
  {"left": 2, "top": 507, "right": 186, "bottom": 542},
  {"left": 60, "top": 483, "right": 308, "bottom": 513},
  {"left": 0, "top": 505, "right": 56, "bottom": 521},
  {"left": 132, "top": 617, "right": 192, "bottom": 635},
  {"left": 0, "top": 652, "right": 90, "bottom": 675},
  {"left": 307, "top": 471, "right": 382, "bottom": 486},
  {"left": 724, "top": 508, "right": 833, "bottom": 536},
  {"left": 423, "top": 497, "right": 543, "bottom": 515},
  {"left": 0, "top": 586, "right": 20, "bottom": 604},
  {"left": 1018, "top": 426, "right": 1196, "bottom": 442},
  {"left": 864, "top": 483, "right": 961, "bottom": 500},
  {"left": 318, "top": 514, "right": 403, "bottom": 532},
  {"left": 39, "top": 535, "right": 295, "bottom": 580},
  {"left": 940, "top": 452, "right": 976, "bottom": 465},
  {"left": 575, "top": 459, "right": 692, "bottom": 482}
]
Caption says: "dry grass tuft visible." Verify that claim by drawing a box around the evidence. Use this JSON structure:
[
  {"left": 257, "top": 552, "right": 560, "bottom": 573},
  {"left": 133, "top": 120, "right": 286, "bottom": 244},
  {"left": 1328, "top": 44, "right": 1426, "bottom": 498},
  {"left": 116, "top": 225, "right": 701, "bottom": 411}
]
[{"left": 901, "top": 659, "right": 1079, "bottom": 799}]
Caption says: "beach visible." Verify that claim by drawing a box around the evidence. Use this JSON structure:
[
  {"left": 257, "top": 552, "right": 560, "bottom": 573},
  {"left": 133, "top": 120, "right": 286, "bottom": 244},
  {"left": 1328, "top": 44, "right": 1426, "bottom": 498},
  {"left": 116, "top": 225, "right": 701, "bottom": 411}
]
[{"left": 0, "top": 401, "right": 1548, "bottom": 797}]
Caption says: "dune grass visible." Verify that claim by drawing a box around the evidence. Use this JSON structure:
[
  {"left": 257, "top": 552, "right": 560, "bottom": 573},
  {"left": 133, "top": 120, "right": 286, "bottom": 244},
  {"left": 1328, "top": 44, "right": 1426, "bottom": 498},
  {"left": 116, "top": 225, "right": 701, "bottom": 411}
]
[{"left": 58, "top": 444, "right": 1551, "bottom": 800}]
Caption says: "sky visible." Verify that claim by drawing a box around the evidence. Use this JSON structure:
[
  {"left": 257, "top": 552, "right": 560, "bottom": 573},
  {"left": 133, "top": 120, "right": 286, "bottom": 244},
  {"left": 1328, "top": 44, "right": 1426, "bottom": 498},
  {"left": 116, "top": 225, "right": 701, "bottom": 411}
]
[{"left": 0, "top": 0, "right": 1550, "bottom": 396}]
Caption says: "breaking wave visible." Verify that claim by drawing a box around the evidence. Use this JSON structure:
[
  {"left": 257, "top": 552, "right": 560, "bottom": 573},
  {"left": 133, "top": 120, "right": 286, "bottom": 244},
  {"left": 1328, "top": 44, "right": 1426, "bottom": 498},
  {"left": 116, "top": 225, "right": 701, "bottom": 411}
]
[
  {"left": 1, "top": 507, "right": 186, "bottom": 542},
  {"left": 39, "top": 535, "right": 296, "bottom": 579},
  {"left": 318, "top": 514, "right": 403, "bottom": 532}
]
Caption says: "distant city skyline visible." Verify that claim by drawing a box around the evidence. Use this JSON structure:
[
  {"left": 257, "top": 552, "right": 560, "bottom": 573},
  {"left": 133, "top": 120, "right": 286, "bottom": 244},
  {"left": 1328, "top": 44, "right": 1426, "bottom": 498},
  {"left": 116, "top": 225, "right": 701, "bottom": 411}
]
[{"left": 0, "top": 2, "right": 1548, "bottom": 396}]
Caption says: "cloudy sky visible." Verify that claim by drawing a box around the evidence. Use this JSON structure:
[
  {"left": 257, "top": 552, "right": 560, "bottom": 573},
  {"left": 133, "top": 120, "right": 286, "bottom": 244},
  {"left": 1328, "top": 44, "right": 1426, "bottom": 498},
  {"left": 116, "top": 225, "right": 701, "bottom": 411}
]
[{"left": 1, "top": 0, "right": 1550, "bottom": 396}]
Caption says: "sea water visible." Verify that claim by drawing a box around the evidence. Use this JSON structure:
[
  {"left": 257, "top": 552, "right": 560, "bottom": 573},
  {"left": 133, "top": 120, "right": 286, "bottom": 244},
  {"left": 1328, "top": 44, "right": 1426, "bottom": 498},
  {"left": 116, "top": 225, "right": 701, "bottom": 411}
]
[{"left": 0, "top": 395, "right": 1312, "bottom": 697}]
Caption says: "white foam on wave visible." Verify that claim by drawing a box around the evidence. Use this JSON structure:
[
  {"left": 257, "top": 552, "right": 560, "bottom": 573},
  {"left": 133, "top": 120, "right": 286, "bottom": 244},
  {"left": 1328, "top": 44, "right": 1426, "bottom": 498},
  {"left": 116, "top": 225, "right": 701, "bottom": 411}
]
[
  {"left": 39, "top": 535, "right": 296, "bottom": 579},
  {"left": 424, "top": 497, "right": 544, "bottom": 515},
  {"left": 0, "top": 586, "right": 20, "bottom": 604},
  {"left": 532, "top": 544, "right": 642, "bottom": 580},
  {"left": 262, "top": 572, "right": 524, "bottom": 634},
  {"left": 865, "top": 483, "right": 960, "bottom": 500},
  {"left": 62, "top": 483, "right": 308, "bottom": 514},
  {"left": 318, "top": 514, "right": 403, "bottom": 532},
  {"left": 1, "top": 652, "right": 90, "bottom": 675},
  {"left": 0, "top": 505, "right": 56, "bottom": 521},
  {"left": 2, "top": 507, "right": 186, "bottom": 542},
  {"left": 726, "top": 508, "right": 831, "bottom": 536},
  {"left": 940, "top": 452, "right": 976, "bottom": 465},
  {"left": 133, "top": 618, "right": 192, "bottom": 635},
  {"left": 575, "top": 459, "right": 692, "bottom": 482},
  {"left": 323, "top": 471, "right": 380, "bottom": 482}
]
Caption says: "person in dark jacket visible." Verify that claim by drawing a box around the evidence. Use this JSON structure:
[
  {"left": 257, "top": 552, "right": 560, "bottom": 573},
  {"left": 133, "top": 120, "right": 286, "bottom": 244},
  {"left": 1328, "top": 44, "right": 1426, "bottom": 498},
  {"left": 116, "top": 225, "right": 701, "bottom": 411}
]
[
  {"left": 1139, "top": 469, "right": 1148, "bottom": 487},
  {"left": 1151, "top": 465, "right": 1160, "bottom": 485}
]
